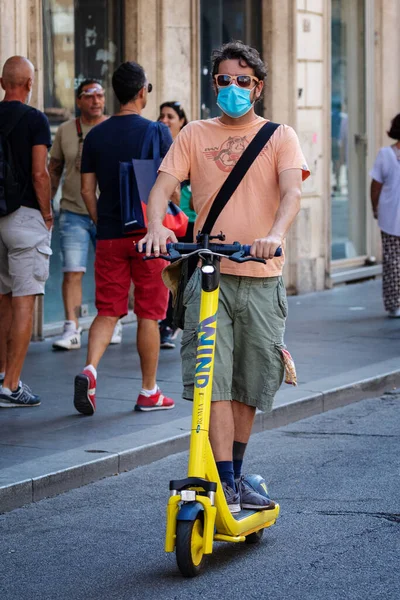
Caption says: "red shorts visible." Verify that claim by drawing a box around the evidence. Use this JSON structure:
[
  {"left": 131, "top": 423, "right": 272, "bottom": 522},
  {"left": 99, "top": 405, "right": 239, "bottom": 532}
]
[{"left": 95, "top": 237, "right": 169, "bottom": 319}]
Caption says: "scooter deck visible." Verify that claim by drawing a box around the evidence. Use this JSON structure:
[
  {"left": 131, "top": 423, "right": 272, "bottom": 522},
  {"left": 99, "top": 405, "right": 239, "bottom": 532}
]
[{"left": 232, "top": 508, "right": 273, "bottom": 521}]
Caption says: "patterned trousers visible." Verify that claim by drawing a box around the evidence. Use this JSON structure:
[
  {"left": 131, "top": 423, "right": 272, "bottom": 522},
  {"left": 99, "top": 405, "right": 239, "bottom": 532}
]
[{"left": 381, "top": 230, "right": 400, "bottom": 312}]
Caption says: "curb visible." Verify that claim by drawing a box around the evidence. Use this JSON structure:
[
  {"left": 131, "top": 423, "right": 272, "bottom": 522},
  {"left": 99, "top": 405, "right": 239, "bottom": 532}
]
[{"left": 1, "top": 369, "right": 400, "bottom": 514}]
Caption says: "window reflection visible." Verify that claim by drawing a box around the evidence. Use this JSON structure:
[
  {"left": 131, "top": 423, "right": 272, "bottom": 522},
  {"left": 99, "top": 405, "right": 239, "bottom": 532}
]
[
  {"left": 331, "top": 0, "right": 366, "bottom": 260},
  {"left": 43, "top": 0, "right": 123, "bottom": 125},
  {"left": 42, "top": 0, "right": 123, "bottom": 324},
  {"left": 200, "top": 0, "right": 263, "bottom": 119}
]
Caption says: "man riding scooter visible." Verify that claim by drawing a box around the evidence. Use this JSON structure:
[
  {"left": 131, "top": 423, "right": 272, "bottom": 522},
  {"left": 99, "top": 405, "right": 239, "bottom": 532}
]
[{"left": 140, "top": 40, "right": 310, "bottom": 512}]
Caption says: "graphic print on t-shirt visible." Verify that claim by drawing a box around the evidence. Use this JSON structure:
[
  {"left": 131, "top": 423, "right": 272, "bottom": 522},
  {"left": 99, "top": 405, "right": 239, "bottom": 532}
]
[{"left": 203, "top": 135, "right": 250, "bottom": 172}]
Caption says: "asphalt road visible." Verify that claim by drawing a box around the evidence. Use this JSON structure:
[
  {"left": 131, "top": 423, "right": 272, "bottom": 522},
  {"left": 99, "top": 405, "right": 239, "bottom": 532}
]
[{"left": 1, "top": 395, "right": 399, "bottom": 600}]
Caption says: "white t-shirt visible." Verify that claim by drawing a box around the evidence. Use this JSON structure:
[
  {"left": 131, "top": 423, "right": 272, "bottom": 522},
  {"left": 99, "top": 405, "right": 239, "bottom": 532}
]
[{"left": 370, "top": 146, "right": 400, "bottom": 236}]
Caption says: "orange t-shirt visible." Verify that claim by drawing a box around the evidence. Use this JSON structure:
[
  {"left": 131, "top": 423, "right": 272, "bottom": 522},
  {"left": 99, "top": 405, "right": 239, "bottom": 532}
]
[{"left": 159, "top": 116, "right": 310, "bottom": 277}]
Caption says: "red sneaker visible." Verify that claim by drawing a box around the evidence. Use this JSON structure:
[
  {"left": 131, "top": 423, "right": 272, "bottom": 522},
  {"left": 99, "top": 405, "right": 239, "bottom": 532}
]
[
  {"left": 74, "top": 369, "right": 96, "bottom": 415},
  {"left": 135, "top": 388, "right": 175, "bottom": 412}
]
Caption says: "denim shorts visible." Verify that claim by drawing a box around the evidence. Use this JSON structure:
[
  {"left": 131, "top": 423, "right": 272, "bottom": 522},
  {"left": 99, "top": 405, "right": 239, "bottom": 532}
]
[
  {"left": 0, "top": 207, "right": 52, "bottom": 296},
  {"left": 59, "top": 210, "right": 97, "bottom": 272},
  {"left": 181, "top": 269, "right": 287, "bottom": 412}
]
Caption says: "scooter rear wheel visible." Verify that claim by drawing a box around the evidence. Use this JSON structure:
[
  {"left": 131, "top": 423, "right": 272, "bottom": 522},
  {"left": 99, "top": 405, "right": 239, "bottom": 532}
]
[
  {"left": 245, "top": 529, "right": 264, "bottom": 544},
  {"left": 176, "top": 517, "right": 205, "bottom": 577}
]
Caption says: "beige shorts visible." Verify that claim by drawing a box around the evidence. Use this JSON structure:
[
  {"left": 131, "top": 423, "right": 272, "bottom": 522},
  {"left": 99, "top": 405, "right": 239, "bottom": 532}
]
[
  {"left": 181, "top": 269, "right": 287, "bottom": 412},
  {"left": 0, "top": 206, "right": 52, "bottom": 297}
]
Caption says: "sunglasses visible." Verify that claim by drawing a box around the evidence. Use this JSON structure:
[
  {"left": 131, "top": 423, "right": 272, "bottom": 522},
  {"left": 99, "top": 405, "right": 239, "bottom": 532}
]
[
  {"left": 214, "top": 74, "right": 260, "bottom": 89},
  {"left": 78, "top": 88, "right": 105, "bottom": 100}
]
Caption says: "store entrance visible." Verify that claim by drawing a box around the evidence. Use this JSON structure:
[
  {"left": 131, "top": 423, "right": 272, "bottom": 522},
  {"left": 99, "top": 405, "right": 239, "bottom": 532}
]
[{"left": 331, "top": 0, "right": 368, "bottom": 262}]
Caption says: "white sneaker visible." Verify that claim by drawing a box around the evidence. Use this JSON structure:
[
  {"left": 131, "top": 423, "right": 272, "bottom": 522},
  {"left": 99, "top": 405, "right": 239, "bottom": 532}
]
[
  {"left": 52, "top": 325, "right": 82, "bottom": 350},
  {"left": 110, "top": 321, "right": 123, "bottom": 345}
]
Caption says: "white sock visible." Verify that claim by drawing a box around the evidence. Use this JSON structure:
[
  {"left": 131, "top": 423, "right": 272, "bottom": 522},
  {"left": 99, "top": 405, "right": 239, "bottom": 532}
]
[
  {"left": 84, "top": 364, "right": 97, "bottom": 379},
  {"left": 140, "top": 384, "right": 158, "bottom": 397},
  {"left": 0, "top": 371, "right": 5, "bottom": 380},
  {"left": 65, "top": 320, "right": 77, "bottom": 331},
  {"left": 1, "top": 387, "right": 12, "bottom": 395}
]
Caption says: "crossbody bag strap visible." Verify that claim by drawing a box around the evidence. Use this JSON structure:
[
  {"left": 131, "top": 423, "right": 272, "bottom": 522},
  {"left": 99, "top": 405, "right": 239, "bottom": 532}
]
[
  {"left": 75, "top": 117, "right": 83, "bottom": 140},
  {"left": 201, "top": 121, "right": 280, "bottom": 235}
]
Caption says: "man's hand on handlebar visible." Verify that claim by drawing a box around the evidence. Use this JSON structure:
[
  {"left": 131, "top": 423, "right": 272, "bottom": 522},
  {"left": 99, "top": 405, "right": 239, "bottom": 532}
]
[
  {"left": 250, "top": 234, "right": 283, "bottom": 260},
  {"left": 138, "top": 220, "right": 178, "bottom": 257}
]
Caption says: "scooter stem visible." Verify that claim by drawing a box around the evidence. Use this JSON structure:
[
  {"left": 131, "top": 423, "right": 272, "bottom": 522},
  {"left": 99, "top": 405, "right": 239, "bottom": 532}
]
[{"left": 187, "top": 260, "right": 220, "bottom": 478}]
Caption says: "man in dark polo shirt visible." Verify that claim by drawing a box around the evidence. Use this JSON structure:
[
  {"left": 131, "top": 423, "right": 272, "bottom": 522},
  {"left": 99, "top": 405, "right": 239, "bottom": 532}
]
[
  {"left": 0, "top": 56, "right": 52, "bottom": 407},
  {"left": 73, "top": 61, "right": 175, "bottom": 416}
]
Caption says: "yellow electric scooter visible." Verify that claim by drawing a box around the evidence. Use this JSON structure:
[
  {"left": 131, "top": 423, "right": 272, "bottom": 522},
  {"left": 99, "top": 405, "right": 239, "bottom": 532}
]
[{"left": 144, "top": 233, "right": 281, "bottom": 577}]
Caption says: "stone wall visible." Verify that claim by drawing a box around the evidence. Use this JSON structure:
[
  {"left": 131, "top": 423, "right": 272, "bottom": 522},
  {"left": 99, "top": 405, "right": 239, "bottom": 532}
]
[
  {"left": 295, "top": 0, "right": 329, "bottom": 292},
  {"left": 125, "top": 0, "right": 199, "bottom": 122},
  {"left": 0, "top": 0, "right": 43, "bottom": 108}
]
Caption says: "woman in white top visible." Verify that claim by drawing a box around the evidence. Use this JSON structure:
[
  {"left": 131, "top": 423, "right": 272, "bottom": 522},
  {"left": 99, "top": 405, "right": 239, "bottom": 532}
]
[{"left": 370, "top": 114, "right": 400, "bottom": 317}]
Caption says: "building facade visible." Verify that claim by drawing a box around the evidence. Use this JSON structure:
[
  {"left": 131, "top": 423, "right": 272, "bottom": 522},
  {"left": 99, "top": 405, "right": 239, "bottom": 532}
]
[{"left": 1, "top": 0, "right": 400, "bottom": 331}]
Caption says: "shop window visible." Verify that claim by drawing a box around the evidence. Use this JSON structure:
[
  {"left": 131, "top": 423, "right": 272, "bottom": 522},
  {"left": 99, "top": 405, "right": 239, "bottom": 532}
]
[
  {"left": 42, "top": 0, "right": 123, "bottom": 324},
  {"left": 200, "top": 0, "right": 263, "bottom": 119},
  {"left": 43, "top": 0, "right": 123, "bottom": 123},
  {"left": 331, "top": 0, "right": 367, "bottom": 260}
]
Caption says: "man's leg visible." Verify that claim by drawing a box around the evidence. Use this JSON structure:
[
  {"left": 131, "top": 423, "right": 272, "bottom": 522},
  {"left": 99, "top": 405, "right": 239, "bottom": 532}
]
[
  {"left": 52, "top": 271, "right": 85, "bottom": 350},
  {"left": 54, "top": 211, "right": 90, "bottom": 350},
  {"left": 0, "top": 293, "right": 12, "bottom": 374},
  {"left": 209, "top": 401, "right": 235, "bottom": 461},
  {"left": 209, "top": 402, "right": 257, "bottom": 479},
  {"left": 136, "top": 317, "right": 159, "bottom": 390},
  {"left": 73, "top": 314, "right": 118, "bottom": 415},
  {"left": 131, "top": 242, "right": 174, "bottom": 411},
  {"left": 2, "top": 295, "right": 36, "bottom": 391},
  {"left": 232, "top": 400, "right": 256, "bottom": 479},
  {"left": 85, "top": 315, "right": 119, "bottom": 369},
  {"left": 62, "top": 271, "right": 84, "bottom": 327},
  {"left": 208, "top": 400, "right": 240, "bottom": 512},
  {"left": 74, "top": 237, "right": 129, "bottom": 415}
]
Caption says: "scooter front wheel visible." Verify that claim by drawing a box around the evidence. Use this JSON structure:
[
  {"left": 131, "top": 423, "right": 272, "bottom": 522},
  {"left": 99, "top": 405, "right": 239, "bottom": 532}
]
[{"left": 176, "top": 517, "right": 205, "bottom": 577}]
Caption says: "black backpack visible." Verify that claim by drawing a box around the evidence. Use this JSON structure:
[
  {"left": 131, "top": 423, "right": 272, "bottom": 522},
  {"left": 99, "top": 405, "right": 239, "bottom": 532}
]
[{"left": 0, "top": 103, "right": 33, "bottom": 217}]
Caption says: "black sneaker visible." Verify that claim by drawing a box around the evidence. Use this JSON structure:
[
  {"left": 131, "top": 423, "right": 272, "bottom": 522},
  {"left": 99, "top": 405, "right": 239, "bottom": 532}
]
[
  {"left": 0, "top": 384, "right": 41, "bottom": 407},
  {"left": 160, "top": 324, "right": 175, "bottom": 349},
  {"left": 222, "top": 482, "right": 241, "bottom": 514},
  {"left": 237, "top": 475, "right": 276, "bottom": 511}
]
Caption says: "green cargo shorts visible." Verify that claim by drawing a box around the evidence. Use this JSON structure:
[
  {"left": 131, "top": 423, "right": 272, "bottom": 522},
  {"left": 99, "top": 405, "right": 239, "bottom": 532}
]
[{"left": 181, "top": 269, "right": 287, "bottom": 412}]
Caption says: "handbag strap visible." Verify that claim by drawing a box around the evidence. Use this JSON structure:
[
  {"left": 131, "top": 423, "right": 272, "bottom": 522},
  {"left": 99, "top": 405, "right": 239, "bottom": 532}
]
[
  {"left": 201, "top": 121, "right": 280, "bottom": 235},
  {"left": 75, "top": 117, "right": 83, "bottom": 140},
  {"left": 140, "top": 121, "right": 161, "bottom": 161}
]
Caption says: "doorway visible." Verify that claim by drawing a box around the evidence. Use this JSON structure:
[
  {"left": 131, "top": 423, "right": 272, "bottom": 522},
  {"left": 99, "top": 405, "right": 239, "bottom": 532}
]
[{"left": 331, "top": 0, "right": 368, "bottom": 262}]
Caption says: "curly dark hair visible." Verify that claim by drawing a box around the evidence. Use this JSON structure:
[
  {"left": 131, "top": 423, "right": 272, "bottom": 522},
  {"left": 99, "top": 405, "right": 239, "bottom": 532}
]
[
  {"left": 112, "top": 61, "right": 146, "bottom": 105},
  {"left": 211, "top": 40, "right": 268, "bottom": 82},
  {"left": 387, "top": 113, "right": 400, "bottom": 140},
  {"left": 159, "top": 101, "right": 188, "bottom": 127}
]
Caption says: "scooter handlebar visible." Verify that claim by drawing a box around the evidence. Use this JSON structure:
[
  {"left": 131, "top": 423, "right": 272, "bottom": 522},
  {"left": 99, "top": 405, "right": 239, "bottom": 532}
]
[{"left": 139, "top": 242, "right": 282, "bottom": 263}]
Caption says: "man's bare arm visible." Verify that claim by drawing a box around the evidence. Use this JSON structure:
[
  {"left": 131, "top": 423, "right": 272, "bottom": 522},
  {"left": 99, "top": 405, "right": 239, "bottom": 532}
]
[
  {"left": 81, "top": 172, "right": 98, "bottom": 224},
  {"left": 370, "top": 179, "right": 383, "bottom": 219},
  {"left": 138, "top": 172, "right": 180, "bottom": 256},
  {"left": 49, "top": 157, "right": 65, "bottom": 199},
  {"left": 32, "top": 145, "right": 52, "bottom": 230},
  {"left": 250, "top": 168, "right": 302, "bottom": 259}
]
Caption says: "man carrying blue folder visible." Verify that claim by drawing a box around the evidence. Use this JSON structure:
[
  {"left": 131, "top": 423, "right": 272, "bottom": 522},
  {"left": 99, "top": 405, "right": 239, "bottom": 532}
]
[{"left": 73, "top": 61, "right": 175, "bottom": 416}]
